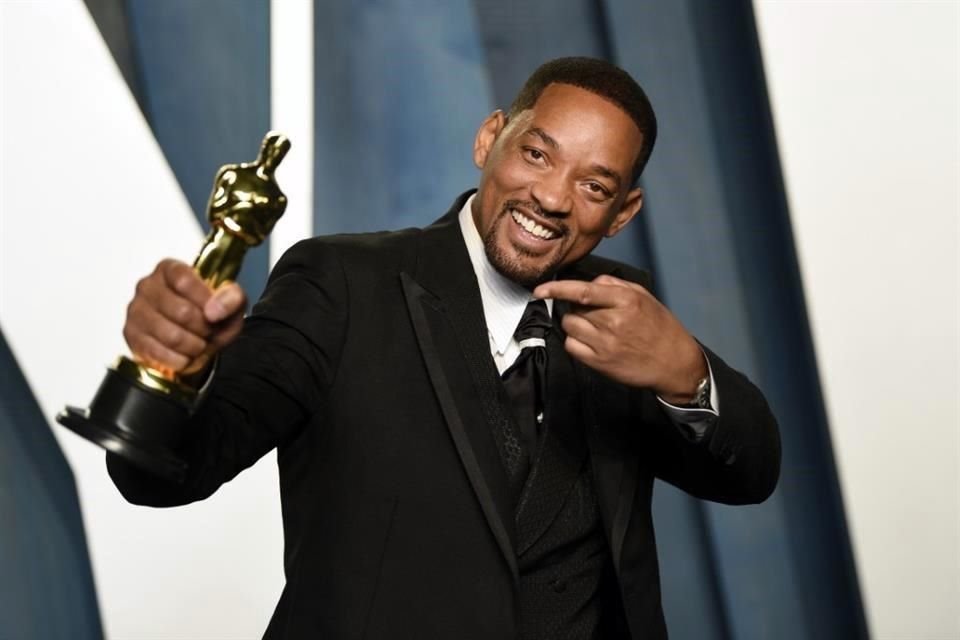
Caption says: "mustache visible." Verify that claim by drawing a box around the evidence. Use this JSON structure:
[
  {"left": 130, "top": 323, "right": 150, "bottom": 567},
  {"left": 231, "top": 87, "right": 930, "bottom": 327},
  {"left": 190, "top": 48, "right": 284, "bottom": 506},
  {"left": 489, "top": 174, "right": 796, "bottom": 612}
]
[{"left": 500, "top": 200, "right": 568, "bottom": 234}]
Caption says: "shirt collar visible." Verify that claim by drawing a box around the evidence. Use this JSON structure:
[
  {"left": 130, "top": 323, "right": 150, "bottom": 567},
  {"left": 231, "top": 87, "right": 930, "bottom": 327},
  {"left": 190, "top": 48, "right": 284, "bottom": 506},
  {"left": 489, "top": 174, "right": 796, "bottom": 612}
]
[{"left": 458, "top": 194, "right": 549, "bottom": 356}]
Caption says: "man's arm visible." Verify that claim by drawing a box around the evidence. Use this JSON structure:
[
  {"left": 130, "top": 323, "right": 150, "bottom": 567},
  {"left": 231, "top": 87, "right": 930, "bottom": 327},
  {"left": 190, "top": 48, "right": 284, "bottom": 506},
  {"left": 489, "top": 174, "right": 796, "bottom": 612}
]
[
  {"left": 107, "top": 239, "right": 349, "bottom": 505},
  {"left": 534, "top": 275, "right": 780, "bottom": 504},
  {"left": 631, "top": 346, "right": 780, "bottom": 504}
]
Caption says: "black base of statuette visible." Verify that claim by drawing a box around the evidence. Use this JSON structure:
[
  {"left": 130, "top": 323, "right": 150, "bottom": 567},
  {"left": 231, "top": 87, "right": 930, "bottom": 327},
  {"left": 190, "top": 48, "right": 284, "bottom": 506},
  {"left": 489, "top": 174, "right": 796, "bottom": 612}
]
[{"left": 57, "top": 368, "right": 190, "bottom": 483}]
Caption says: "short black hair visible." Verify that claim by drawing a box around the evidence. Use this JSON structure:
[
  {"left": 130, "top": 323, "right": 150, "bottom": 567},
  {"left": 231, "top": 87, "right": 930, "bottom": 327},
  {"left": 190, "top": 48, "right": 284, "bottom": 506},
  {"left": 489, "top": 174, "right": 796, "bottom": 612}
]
[{"left": 507, "top": 57, "right": 658, "bottom": 184}]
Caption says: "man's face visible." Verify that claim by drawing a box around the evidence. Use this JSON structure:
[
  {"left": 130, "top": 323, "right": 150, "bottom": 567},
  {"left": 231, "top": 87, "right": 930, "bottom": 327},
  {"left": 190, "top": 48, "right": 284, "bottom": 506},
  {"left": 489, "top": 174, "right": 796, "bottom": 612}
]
[{"left": 471, "top": 83, "right": 645, "bottom": 288}]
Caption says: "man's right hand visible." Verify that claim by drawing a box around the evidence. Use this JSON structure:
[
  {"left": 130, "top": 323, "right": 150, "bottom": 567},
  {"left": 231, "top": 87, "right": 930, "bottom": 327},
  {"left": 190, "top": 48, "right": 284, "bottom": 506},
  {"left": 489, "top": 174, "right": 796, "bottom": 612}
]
[{"left": 123, "top": 259, "right": 247, "bottom": 377}]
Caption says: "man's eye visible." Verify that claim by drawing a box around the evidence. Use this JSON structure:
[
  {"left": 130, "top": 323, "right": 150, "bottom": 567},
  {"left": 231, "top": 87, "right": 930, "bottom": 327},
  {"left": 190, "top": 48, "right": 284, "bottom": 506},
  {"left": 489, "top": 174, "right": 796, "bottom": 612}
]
[
  {"left": 586, "top": 182, "right": 611, "bottom": 197},
  {"left": 524, "top": 147, "right": 545, "bottom": 162}
]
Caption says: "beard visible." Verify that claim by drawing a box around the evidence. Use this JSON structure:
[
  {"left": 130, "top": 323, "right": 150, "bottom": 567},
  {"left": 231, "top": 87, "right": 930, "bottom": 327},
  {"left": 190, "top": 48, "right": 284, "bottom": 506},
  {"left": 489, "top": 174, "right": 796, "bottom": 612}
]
[{"left": 481, "top": 200, "right": 565, "bottom": 289}]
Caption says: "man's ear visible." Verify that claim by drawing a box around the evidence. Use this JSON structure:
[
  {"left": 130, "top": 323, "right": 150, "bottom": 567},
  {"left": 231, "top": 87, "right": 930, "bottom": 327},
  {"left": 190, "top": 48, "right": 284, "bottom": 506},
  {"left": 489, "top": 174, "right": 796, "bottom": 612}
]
[
  {"left": 473, "top": 110, "right": 507, "bottom": 169},
  {"left": 605, "top": 187, "right": 644, "bottom": 238}
]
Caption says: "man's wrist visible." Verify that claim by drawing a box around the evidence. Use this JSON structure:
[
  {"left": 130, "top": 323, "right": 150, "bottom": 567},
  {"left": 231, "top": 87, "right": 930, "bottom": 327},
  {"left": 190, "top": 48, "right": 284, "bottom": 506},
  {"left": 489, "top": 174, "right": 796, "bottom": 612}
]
[
  {"left": 656, "top": 343, "right": 709, "bottom": 404},
  {"left": 658, "top": 384, "right": 701, "bottom": 406}
]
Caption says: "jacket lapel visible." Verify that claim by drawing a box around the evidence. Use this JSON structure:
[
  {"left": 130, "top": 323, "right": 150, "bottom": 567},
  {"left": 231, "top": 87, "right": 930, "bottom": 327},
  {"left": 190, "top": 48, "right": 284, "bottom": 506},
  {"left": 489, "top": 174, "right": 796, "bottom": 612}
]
[{"left": 400, "top": 198, "right": 519, "bottom": 582}]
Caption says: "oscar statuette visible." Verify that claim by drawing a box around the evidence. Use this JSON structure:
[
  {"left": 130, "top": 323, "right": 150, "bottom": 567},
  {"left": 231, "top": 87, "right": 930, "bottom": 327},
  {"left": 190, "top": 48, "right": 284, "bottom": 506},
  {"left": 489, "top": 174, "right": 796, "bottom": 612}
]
[{"left": 57, "top": 132, "right": 292, "bottom": 483}]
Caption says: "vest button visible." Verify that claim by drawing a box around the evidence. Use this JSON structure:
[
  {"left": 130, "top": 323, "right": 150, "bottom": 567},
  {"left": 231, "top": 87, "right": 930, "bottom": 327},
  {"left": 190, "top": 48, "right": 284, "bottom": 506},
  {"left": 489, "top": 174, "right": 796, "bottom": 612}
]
[{"left": 550, "top": 578, "right": 568, "bottom": 594}]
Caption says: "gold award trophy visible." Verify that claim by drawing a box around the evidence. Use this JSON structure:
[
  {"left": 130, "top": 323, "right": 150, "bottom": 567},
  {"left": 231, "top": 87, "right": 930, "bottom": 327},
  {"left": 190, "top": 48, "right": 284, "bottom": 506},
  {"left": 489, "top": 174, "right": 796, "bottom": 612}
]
[{"left": 58, "top": 132, "right": 291, "bottom": 483}]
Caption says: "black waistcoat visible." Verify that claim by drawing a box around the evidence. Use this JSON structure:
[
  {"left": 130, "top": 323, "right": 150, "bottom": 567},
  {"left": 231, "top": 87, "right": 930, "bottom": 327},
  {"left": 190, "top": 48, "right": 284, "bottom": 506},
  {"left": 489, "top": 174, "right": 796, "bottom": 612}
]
[{"left": 499, "top": 332, "right": 629, "bottom": 639}]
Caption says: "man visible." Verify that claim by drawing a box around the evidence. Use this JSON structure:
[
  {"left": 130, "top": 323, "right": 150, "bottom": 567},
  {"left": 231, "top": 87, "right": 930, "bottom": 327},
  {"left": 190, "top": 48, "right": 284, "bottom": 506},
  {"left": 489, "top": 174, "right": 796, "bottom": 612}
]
[{"left": 111, "top": 57, "right": 780, "bottom": 639}]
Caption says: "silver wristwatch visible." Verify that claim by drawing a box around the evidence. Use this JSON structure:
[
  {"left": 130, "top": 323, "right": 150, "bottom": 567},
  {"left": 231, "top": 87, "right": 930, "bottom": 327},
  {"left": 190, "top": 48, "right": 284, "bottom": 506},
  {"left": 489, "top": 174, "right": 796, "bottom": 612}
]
[{"left": 689, "top": 376, "right": 711, "bottom": 409}]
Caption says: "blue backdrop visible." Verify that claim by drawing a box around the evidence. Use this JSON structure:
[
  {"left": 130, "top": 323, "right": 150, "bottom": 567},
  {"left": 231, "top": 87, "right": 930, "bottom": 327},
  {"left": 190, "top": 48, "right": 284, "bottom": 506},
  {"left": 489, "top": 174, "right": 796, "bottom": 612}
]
[{"left": 0, "top": 1, "right": 868, "bottom": 637}]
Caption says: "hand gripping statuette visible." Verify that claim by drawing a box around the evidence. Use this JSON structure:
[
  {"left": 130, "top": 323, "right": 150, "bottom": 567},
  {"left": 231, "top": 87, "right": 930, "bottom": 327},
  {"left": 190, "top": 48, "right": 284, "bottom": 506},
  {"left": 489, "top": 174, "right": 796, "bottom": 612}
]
[{"left": 58, "top": 132, "right": 292, "bottom": 482}]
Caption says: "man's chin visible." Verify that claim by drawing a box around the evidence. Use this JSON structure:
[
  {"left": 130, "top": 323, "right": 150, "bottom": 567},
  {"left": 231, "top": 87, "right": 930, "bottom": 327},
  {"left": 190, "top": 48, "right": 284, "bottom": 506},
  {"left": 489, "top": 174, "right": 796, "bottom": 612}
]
[
  {"left": 497, "top": 266, "right": 547, "bottom": 289},
  {"left": 482, "top": 218, "right": 562, "bottom": 288},
  {"left": 487, "top": 250, "right": 556, "bottom": 289}
]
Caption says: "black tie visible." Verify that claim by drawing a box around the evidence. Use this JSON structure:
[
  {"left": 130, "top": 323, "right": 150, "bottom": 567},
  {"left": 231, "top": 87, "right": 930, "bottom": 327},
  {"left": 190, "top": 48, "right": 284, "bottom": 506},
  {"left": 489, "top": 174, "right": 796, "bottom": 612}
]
[{"left": 501, "top": 300, "right": 551, "bottom": 465}]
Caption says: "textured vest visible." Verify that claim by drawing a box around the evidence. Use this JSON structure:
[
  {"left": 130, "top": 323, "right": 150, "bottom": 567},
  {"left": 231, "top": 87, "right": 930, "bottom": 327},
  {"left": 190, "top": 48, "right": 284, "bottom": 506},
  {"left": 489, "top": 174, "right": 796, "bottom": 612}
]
[{"left": 498, "top": 331, "right": 628, "bottom": 639}]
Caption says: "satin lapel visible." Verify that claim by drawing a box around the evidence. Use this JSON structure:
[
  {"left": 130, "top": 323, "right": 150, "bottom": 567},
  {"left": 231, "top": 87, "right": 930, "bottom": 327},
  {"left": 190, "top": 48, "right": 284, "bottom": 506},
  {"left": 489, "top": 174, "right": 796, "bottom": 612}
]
[
  {"left": 400, "top": 207, "right": 518, "bottom": 582},
  {"left": 514, "top": 326, "right": 587, "bottom": 556}
]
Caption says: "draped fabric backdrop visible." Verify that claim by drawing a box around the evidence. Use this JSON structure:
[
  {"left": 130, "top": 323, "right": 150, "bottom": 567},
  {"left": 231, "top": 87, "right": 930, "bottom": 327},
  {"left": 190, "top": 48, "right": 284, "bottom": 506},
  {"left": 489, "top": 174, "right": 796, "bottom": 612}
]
[{"left": 9, "top": 0, "right": 955, "bottom": 638}]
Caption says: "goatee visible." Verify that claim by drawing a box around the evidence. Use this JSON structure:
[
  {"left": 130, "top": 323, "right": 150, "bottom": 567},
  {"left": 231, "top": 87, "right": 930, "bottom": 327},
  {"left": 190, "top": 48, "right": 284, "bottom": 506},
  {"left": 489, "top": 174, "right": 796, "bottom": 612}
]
[{"left": 481, "top": 201, "right": 563, "bottom": 289}]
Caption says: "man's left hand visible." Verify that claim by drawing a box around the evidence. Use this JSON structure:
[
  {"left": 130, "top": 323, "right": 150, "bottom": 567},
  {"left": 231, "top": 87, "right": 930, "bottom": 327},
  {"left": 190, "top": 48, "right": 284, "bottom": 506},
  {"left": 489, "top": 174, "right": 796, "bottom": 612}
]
[{"left": 534, "top": 275, "right": 707, "bottom": 404}]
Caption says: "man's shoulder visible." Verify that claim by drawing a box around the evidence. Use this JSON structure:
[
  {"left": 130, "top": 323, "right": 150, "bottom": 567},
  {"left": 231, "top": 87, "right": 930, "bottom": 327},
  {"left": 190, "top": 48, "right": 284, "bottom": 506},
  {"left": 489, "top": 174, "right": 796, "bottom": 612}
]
[
  {"left": 276, "top": 225, "right": 427, "bottom": 270},
  {"left": 271, "top": 209, "right": 463, "bottom": 285},
  {"left": 281, "top": 197, "right": 464, "bottom": 266}
]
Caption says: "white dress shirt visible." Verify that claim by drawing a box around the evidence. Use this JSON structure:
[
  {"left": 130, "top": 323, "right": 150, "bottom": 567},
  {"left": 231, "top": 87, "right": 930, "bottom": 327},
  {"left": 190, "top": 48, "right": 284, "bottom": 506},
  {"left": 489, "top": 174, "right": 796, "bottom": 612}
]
[{"left": 457, "top": 194, "right": 719, "bottom": 437}]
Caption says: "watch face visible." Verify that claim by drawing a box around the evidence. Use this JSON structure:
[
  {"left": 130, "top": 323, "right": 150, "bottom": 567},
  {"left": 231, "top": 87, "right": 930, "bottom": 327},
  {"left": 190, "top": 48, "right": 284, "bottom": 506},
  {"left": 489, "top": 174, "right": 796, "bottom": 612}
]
[{"left": 694, "top": 377, "right": 711, "bottom": 409}]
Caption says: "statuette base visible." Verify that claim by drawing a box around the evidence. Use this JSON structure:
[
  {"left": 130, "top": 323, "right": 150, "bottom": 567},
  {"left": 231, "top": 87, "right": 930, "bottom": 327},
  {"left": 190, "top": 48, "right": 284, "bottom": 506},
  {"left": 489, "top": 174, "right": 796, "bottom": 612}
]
[{"left": 57, "top": 367, "right": 190, "bottom": 483}]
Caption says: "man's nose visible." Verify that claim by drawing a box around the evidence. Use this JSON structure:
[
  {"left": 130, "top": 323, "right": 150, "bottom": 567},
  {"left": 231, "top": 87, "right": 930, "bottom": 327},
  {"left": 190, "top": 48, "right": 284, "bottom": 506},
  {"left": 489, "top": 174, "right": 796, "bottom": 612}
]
[{"left": 530, "top": 172, "right": 573, "bottom": 216}]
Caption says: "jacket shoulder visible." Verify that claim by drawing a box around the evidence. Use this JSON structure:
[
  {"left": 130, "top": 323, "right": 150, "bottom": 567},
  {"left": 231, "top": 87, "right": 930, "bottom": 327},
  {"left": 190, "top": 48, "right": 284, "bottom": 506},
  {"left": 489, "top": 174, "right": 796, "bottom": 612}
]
[
  {"left": 283, "top": 226, "right": 423, "bottom": 261},
  {"left": 569, "top": 254, "right": 653, "bottom": 290},
  {"left": 273, "top": 226, "right": 425, "bottom": 279}
]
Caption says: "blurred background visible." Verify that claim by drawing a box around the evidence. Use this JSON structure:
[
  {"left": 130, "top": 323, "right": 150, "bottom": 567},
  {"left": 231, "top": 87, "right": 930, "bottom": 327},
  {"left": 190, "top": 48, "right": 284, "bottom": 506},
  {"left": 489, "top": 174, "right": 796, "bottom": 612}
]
[{"left": 1, "top": 1, "right": 956, "bottom": 638}]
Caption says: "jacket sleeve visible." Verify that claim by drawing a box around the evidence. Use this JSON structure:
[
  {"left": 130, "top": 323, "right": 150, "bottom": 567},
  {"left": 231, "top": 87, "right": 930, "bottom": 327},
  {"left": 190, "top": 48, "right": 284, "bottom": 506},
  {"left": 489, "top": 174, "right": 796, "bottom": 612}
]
[
  {"left": 634, "top": 345, "right": 781, "bottom": 505},
  {"left": 107, "top": 238, "right": 349, "bottom": 506}
]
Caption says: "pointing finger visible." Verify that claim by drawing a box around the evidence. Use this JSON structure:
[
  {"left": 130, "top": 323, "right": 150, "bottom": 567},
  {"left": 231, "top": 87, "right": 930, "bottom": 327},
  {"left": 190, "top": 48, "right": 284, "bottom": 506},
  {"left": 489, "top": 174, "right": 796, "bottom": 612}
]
[
  {"left": 593, "top": 274, "right": 627, "bottom": 288},
  {"left": 593, "top": 274, "right": 650, "bottom": 295},
  {"left": 533, "top": 279, "right": 623, "bottom": 308}
]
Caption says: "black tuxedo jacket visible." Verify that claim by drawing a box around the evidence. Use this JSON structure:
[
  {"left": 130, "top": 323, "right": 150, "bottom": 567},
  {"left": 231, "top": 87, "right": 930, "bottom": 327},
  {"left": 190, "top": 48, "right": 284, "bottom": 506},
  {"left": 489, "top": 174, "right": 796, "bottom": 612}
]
[{"left": 109, "top": 191, "right": 780, "bottom": 639}]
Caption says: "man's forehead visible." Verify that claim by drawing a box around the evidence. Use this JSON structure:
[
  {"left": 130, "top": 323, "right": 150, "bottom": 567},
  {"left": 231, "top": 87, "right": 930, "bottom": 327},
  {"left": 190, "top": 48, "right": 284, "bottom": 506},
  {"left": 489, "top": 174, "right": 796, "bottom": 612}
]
[{"left": 520, "top": 84, "right": 641, "bottom": 137}]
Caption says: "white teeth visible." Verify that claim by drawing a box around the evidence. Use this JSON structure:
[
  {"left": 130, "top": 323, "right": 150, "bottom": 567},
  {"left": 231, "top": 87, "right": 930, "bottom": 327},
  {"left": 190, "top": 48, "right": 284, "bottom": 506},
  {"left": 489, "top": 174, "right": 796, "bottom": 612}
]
[{"left": 511, "top": 209, "right": 557, "bottom": 240}]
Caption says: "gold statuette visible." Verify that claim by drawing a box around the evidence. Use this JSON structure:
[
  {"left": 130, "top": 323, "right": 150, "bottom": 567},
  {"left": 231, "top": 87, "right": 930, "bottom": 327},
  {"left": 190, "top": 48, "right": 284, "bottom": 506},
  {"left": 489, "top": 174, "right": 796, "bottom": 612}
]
[{"left": 58, "top": 132, "right": 292, "bottom": 482}]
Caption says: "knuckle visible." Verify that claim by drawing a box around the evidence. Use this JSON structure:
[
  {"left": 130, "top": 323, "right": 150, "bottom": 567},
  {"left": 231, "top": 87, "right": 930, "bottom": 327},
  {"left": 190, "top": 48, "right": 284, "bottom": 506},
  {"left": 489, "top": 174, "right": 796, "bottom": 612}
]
[
  {"left": 158, "top": 259, "right": 183, "bottom": 283},
  {"left": 125, "top": 298, "right": 138, "bottom": 322},
  {"left": 578, "top": 286, "right": 591, "bottom": 306},
  {"left": 182, "top": 337, "right": 206, "bottom": 358},
  {"left": 170, "top": 300, "right": 195, "bottom": 326},
  {"left": 160, "top": 325, "right": 185, "bottom": 349},
  {"left": 134, "top": 276, "right": 151, "bottom": 297},
  {"left": 171, "top": 272, "right": 196, "bottom": 294},
  {"left": 138, "top": 342, "right": 163, "bottom": 367},
  {"left": 122, "top": 325, "right": 136, "bottom": 349},
  {"left": 159, "top": 257, "right": 181, "bottom": 273},
  {"left": 162, "top": 353, "right": 189, "bottom": 372},
  {"left": 151, "top": 345, "right": 187, "bottom": 371},
  {"left": 594, "top": 349, "right": 611, "bottom": 367}
]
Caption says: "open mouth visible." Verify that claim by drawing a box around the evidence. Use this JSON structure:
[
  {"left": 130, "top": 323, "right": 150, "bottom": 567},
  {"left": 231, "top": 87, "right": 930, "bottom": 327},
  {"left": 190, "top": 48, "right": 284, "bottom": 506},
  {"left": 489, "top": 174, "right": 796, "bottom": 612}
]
[{"left": 510, "top": 208, "right": 560, "bottom": 241}]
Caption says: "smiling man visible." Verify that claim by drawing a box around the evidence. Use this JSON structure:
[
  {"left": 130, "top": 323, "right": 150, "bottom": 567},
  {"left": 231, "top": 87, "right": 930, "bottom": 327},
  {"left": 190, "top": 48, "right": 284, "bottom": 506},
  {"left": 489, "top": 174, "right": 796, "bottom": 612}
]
[
  {"left": 110, "top": 57, "right": 780, "bottom": 639},
  {"left": 472, "top": 82, "right": 644, "bottom": 288}
]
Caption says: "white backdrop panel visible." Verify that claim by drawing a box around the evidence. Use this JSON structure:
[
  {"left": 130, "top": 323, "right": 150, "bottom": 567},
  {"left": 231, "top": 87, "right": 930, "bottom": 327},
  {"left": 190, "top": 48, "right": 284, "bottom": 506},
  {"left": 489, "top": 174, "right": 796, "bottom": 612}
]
[
  {"left": 0, "top": 1, "right": 284, "bottom": 637},
  {"left": 754, "top": 2, "right": 959, "bottom": 638}
]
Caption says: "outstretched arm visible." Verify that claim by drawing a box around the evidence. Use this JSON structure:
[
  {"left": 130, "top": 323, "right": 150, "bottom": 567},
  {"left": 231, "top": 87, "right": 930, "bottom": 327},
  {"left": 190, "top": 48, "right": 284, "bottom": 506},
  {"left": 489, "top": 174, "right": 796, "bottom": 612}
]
[{"left": 108, "top": 240, "right": 349, "bottom": 505}]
